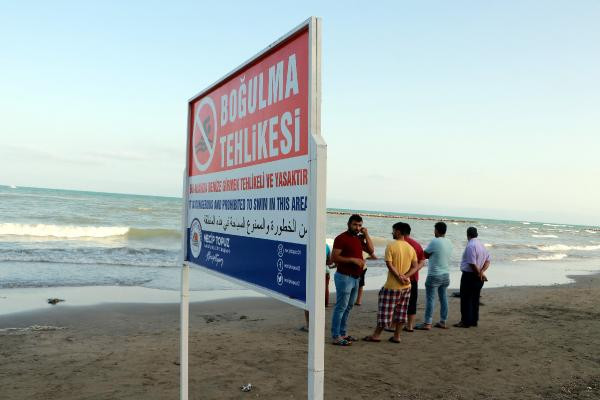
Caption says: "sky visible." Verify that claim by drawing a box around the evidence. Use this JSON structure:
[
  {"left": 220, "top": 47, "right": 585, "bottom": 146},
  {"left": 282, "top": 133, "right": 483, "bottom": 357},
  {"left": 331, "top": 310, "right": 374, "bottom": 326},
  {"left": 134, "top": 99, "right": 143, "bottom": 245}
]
[{"left": 0, "top": 1, "right": 599, "bottom": 226}]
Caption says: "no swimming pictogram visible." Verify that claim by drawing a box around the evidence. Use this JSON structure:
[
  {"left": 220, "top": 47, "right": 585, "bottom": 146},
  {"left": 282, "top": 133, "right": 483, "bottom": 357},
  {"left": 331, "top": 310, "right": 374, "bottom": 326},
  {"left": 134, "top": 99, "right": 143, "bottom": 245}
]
[{"left": 192, "top": 96, "right": 218, "bottom": 171}]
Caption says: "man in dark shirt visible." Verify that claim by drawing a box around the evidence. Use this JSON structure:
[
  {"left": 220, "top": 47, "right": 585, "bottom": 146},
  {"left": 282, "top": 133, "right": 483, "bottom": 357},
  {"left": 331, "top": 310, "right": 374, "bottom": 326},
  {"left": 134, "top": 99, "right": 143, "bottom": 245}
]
[
  {"left": 401, "top": 224, "right": 426, "bottom": 331},
  {"left": 330, "top": 214, "right": 374, "bottom": 346}
]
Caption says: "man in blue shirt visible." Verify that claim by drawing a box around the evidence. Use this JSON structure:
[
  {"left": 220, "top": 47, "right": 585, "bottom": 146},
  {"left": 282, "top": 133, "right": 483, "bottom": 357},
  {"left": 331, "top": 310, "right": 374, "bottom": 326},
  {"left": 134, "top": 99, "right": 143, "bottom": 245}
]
[
  {"left": 455, "top": 227, "right": 491, "bottom": 328},
  {"left": 416, "top": 222, "right": 453, "bottom": 330}
]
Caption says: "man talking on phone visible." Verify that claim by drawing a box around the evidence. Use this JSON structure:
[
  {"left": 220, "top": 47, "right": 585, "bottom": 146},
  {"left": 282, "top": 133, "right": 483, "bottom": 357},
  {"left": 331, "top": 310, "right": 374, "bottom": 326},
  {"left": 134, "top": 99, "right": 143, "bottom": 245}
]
[{"left": 330, "top": 214, "right": 374, "bottom": 346}]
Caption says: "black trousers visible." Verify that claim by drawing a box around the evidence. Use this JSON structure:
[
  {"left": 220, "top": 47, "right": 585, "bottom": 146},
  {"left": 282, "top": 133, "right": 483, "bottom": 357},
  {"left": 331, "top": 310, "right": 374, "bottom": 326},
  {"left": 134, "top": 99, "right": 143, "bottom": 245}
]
[{"left": 460, "top": 272, "right": 484, "bottom": 326}]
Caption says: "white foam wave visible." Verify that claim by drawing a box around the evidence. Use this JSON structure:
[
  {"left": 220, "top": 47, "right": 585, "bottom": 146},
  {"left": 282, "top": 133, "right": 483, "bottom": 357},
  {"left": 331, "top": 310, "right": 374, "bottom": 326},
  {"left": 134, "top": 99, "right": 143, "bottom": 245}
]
[
  {"left": 585, "top": 230, "right": 597, "bottom": 234},
  {"left": 484, "top": 243, "right": 493, "bottom": 248},
  {"left": 513, "top": 254, "right": 568, "bottom": 262},
  {"left": 0, "top": 223, "right": 129, "bottom": 238},
  {"left": 537, "top": 244, "right": 600, "bottom": 252},
  {"left": 521, "top": 222, "right": 531, "bottom": 225},
  {"left": 532, "top": 234, "right": 558, "bottom": 238}
]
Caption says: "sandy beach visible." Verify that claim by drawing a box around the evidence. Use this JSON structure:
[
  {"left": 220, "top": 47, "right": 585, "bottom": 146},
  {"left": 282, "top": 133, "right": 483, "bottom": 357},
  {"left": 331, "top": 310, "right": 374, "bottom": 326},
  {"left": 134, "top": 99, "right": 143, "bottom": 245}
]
[{"left": 1, "top": 274, "right": 599, "bottom": 400}]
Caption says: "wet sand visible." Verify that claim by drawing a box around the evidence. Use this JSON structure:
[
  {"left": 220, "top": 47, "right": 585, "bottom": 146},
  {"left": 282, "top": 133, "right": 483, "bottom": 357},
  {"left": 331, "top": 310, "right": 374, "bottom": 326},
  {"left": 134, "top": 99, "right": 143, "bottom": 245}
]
[{"left": 1, "top": 274, "right": 599, "bottom": 399}]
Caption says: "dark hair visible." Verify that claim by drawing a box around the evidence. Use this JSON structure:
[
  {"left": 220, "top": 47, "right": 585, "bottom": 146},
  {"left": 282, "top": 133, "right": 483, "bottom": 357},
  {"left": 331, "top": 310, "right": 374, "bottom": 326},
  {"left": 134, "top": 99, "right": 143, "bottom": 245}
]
[
  {"left": 434, "top": 222, "right": 447, "bottom": 235},
  {"left": 392, "top": 222, "right": 411, "bottom": 236},
  {"left": 348, "top": 214, "right": 363, "bottom": 224},
  {"left": 392, "top": 222, "right": 404, "bottom": 232},
  {"left": 402, "top": 223, "right": 412, "bottom": 235},
  {"left": 467, "top": 227, "right": 478, "bottom": 238}
]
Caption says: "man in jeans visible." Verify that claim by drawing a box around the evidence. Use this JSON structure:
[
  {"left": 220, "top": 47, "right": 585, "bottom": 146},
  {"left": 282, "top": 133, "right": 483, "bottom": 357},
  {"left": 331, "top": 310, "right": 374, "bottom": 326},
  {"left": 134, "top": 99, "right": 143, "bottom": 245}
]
[
  {"left": 416, "top": 222, "right": 453, "bottom": 330},
  {"left": 455, "top": 226, "right": 491, "bottom": 328},
  {"left": 330, "top": 214, "right": 374, "bottom": 346}
]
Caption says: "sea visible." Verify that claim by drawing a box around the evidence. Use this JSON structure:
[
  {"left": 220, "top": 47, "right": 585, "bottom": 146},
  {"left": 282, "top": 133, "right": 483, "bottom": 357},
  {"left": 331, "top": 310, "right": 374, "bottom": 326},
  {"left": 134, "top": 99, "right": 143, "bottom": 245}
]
[{"left": 1, "top": 185, "right": 599, "bottom": 314}]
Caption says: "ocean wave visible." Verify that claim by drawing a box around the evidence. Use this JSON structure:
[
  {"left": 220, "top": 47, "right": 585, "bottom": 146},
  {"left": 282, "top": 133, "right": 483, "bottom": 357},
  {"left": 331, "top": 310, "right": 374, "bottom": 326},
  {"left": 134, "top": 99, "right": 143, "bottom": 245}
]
[
  {"left": 532, "top": 234, "right": 558, "bottom": 238},
  {"left": 127, "top": 228, "right": 181, "bottom": 240},
  {"left": 537, "top": 244, "right": 600, "bottom": 252},
  {"left": 0, "top": 279, "right": 154, "bottom": 289},
  {"left": 513, "top": 253, "right": 568, "bottom": 262},
  {"left": 0, "top": 246, "right": 178, "bottom": 268},
  {"left": 0, "top": 223, "right": 181, "bottom": 240}
]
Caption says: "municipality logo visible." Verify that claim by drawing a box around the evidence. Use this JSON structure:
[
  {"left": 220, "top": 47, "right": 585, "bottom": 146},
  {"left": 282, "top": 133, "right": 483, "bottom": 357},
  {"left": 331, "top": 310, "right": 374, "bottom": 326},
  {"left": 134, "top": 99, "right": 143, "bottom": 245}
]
[{"left": 189, "top": 219, "right": 202, "bottom": 258}]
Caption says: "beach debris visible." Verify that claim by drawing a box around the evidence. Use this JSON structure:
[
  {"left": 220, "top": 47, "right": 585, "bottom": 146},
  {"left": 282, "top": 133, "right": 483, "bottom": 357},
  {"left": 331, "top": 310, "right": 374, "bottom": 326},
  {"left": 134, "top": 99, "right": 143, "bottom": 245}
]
[
  {"left": 241, "top": 383, "right": 253, "bottom": 392},
  {"left": 0, "top": 325, "right": 66, "bottom": 335},
  {"left": 47, "top": 298, "right": 65, "bottom": 305}
]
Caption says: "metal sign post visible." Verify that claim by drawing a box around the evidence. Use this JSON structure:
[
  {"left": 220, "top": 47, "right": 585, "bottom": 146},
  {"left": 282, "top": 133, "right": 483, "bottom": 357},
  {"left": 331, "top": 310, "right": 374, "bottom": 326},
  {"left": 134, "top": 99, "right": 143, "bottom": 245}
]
[{"left": 180, "top": 17, "right": 324, "bottom": 400}]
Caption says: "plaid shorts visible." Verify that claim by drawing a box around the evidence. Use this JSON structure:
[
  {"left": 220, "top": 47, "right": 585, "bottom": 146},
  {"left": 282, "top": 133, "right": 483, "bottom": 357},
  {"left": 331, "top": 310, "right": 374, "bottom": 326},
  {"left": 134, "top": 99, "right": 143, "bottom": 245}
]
[{"left": 377, "top": 287, "right": 412, "bottom": 327}]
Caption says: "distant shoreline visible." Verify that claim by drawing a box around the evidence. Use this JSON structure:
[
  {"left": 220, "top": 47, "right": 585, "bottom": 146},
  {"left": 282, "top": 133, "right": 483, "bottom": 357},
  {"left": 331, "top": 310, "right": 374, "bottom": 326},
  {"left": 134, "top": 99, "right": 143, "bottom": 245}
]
[{"left": 327, "top": 210, "right": 477, "bottom": 223}]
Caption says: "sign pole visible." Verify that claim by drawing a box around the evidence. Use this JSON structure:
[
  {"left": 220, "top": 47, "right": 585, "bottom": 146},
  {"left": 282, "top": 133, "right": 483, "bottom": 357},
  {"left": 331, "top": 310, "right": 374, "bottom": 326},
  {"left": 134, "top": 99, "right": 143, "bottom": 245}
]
[
  {"left": 307, "top": 16, "right": 325, "bottom": 400},
  {"left": 180, "top": 165, "right": 190, "bottom": 400},
  {"left": 180, "top": 263, "right": 190, "bottom": 400}
]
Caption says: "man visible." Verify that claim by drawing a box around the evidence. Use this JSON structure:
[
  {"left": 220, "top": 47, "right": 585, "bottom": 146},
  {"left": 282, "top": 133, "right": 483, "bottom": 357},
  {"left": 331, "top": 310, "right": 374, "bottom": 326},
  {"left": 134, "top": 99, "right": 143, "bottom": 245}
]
[
  {"left": 354, "top": 250, "right": 377, "bottom": 306},
  {"left": 363, "top": 222, "right": 419, "bottom": 343},
  {"left": 386, "top": 223, "right": 425, "bottom": 332},
  {"left": 455, "top": 227, "right": 491, "bottom": 328},
  {"left": 416, "top": 222, "right": 453, "bottom": 330},
  {"left": 330, "top": 214, "right": 374, "bottom": 346},
  {"left": 302, "top": 242, "right": 333, "bottom": 331}
]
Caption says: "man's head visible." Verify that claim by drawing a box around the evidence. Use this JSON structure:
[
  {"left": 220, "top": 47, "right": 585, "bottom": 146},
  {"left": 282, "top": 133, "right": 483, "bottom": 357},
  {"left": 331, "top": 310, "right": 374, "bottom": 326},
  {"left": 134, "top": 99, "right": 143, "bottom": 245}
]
[
  {"left": 347, "top": 214, "right": 363, "bottom": 235},
  {"left": 392, "top": 222, "right": 410, "bottom": 239},
  {"left": 403, "top": 223, "right": 412, "bottom": 237},
  {"left": 467, "top": 226, "right": 478, "bottom": 239},
  {"left": 434, "top": 222, "right": 447, "bottom": 237}
]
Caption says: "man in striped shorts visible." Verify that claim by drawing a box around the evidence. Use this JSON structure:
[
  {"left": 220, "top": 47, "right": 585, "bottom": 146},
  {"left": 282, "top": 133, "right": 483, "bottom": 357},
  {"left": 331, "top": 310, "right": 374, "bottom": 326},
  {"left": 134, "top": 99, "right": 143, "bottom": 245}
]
[{"left": 363, "top": 222, "right": 419, "bottom": 343}]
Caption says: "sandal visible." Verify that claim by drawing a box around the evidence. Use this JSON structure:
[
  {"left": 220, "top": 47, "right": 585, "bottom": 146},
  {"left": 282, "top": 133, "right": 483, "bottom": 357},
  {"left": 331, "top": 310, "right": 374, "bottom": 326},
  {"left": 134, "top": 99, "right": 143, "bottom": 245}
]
[
  {"left": 332, "top": 338, "right": 352, "bottom": 346},
  {"left": 344, "top": 335, "right": 358, "bottom": 342},
  {"left": 434, "top": 322, "right": 448, "bottom": 329},
  {"left": 388, "top": 337, "right": 401, "bottom": 344},
  {"left": 362, "top": 336, "right": 381, "bottom": 343},
  {"left": 403, "top": 327, "right": 414, "bottom": 332},
  {"left": 414, "top": 323, "right": 432, "bottom": 331}
]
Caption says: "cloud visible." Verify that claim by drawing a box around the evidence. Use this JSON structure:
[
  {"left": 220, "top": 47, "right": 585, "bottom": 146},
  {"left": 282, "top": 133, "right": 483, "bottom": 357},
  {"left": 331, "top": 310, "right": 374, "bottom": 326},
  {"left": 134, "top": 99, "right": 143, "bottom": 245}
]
[
  {"left": 84, "top": 150, "right": 148, "bottom": 162},
  {"left": 0, "top": 145, "right": 102, "bottom": 166}
]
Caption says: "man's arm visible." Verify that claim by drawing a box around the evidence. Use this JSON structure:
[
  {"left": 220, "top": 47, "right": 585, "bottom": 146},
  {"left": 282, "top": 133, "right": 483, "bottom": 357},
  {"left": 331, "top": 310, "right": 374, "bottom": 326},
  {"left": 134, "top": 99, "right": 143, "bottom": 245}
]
[
  {"left": 386, "top": 260, "right": 409, "bottom": 284},
  {"left": 403, "top": 259, "right": 420, "bottom": 280},
  {"left": 360, "top": 228, "right": 375, "bottom": 255},
  {"left": 468, "top": 263, "right": 480, "bottom": 274},
  {"left": 331, "top": 248, "right": 364, "bottom": 268},
  {"left": 479, "top": 260, "right": 490, "bottom": 281},
  {"left": 465, "top": 245, "right": 479, "bottom": 274},
  {"left": 423, "top": 241, "right": 435, "bottom": 260}
]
